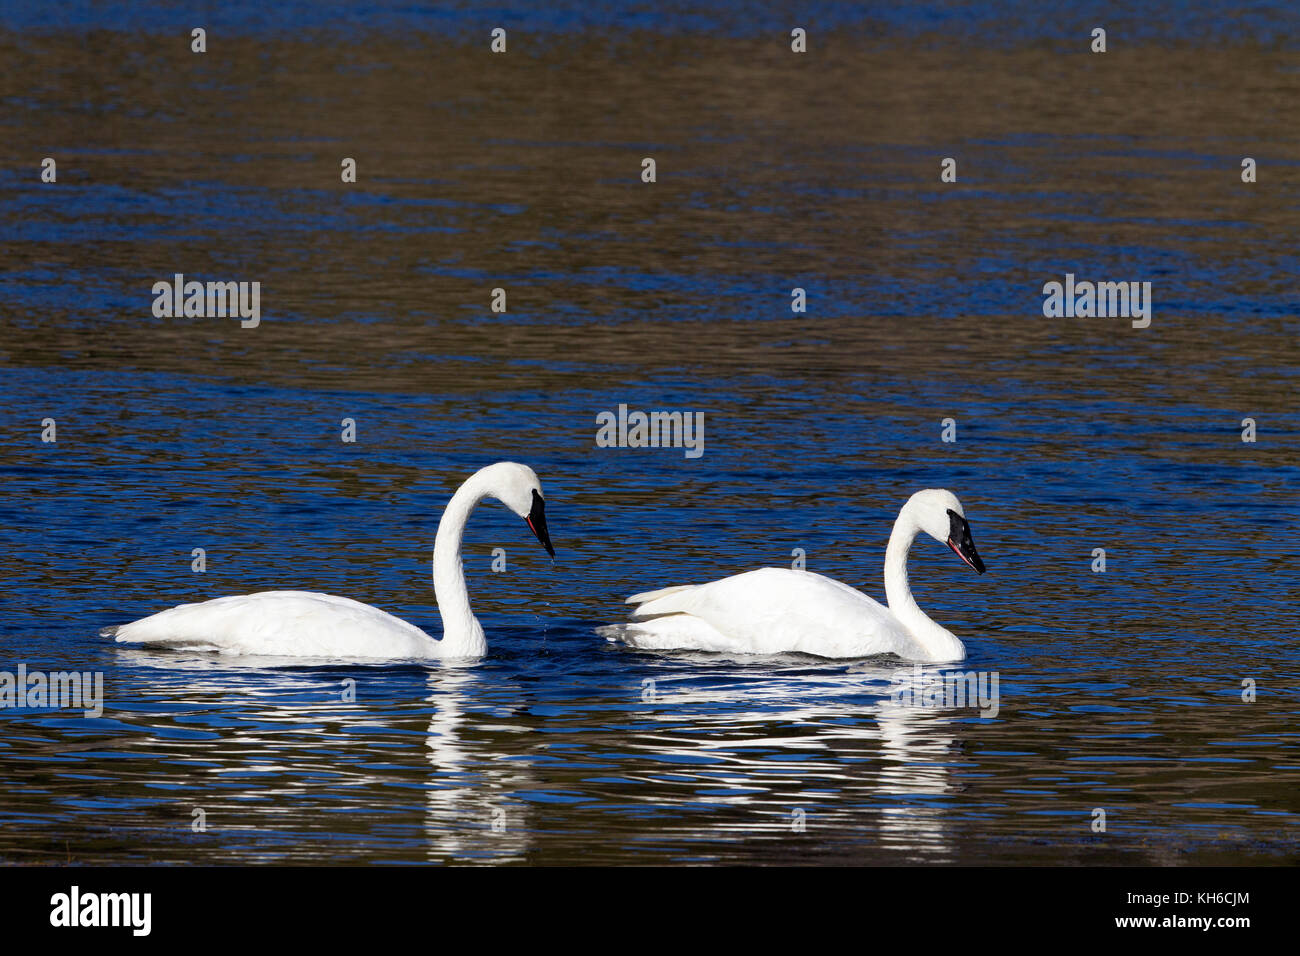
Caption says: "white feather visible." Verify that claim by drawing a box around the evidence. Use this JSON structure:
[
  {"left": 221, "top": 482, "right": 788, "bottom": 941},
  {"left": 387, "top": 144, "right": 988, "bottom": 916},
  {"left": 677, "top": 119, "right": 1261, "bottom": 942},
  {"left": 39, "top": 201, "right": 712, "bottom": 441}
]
[
  {"left": 102, "top": 462, "right": 552, "bottom": 660},
  {"left": 603, "top": 490, "right": 985, "bottom": 662}
]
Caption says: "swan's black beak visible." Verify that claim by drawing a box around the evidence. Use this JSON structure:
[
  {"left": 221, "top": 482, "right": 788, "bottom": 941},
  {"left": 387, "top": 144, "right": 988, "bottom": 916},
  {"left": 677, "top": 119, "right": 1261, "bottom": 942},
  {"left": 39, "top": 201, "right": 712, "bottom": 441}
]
[
  {"left": 946, "top": 509, "right": 985, "bottom": 574},
  {"left": 525, "top": 489, "right": 554, "bottom": 558}
]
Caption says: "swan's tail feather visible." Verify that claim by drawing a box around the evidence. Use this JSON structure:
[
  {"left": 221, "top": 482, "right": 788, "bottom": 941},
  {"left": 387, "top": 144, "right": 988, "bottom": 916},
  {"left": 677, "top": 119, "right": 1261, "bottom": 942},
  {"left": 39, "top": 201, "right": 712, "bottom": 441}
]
[
  {"left": 101, "top": 621, "right": 188, "bottom": 646},
  {"left": 625, "top": 584, "right": 695, "bottom": 606},
  {"left": 596, "top": 623, "right": 629, "bottom": 643},
  {"left": 598, "top": 616, "right": 734, "bottom": 652},
  {"left": 599, "top": 621, "right": 677, "bottom": 647},
  {"left": 105, "top": 624, "right": 222, "bottom": 651}
]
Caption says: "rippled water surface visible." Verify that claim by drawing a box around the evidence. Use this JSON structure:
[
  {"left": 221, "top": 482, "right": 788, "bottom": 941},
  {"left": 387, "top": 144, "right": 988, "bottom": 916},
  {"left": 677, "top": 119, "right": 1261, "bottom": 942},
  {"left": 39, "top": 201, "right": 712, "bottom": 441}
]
[{"left": 1, "top": 3, "right": 1298, "bottom": 864}]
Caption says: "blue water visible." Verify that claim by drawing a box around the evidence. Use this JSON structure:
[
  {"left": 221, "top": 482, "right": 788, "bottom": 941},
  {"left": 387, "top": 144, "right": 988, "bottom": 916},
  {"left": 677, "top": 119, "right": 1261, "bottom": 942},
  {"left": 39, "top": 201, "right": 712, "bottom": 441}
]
[
  {"left": 6, "top": 1, "right": 1300, "bottom": 48},
  {"left": 0, "top": 2, "right": 1297, "bottom": 863}
]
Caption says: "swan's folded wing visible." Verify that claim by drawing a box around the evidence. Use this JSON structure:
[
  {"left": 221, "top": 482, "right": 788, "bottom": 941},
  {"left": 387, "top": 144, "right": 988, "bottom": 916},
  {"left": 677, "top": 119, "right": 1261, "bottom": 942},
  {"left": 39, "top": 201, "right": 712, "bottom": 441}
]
[
  {"left": 104, "top": 591, "right": 436, "bottom": 657},
  {"left": 627, "top": 567, "right": 909, "bottom": 657}
]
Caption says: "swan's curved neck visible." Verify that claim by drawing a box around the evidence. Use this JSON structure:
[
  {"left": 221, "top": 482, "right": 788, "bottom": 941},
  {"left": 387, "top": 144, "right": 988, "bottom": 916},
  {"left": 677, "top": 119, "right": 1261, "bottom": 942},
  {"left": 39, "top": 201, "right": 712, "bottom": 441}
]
[
  {"left": 432, "top": 472, "right": 491, "bottom": 658},
  {"left": 883, "top": 509, "right": 964, "bottom": 661}
]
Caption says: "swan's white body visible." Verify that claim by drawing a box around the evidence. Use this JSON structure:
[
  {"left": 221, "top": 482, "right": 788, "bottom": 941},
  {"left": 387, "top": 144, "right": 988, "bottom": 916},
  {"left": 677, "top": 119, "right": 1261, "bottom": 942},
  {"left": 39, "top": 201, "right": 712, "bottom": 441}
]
[
  {"left": 601, "top": 489, "right": 986, "bottom": 663},
  {"left": 102, "top": 462, "right": 554, "bottom": 660},
  {"left": 105, "top": 591, "right": 441, "bottom": 658}
]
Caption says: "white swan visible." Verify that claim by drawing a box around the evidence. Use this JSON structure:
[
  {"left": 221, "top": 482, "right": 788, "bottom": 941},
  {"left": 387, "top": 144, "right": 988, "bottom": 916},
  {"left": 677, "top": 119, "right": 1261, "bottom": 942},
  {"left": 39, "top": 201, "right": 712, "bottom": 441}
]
[
  {"left": 101, "top": 462, "right": 555, "bottom": 659},
  {"left": 599, "top": 489, "right": 986, "bottom": 662}
]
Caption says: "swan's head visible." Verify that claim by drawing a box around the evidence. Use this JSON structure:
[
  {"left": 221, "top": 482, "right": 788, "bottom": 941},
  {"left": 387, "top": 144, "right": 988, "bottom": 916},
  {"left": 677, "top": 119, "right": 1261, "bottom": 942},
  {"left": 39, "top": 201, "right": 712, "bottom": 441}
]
[
  {"left": 906, "top": 489, "right": 986, "bottom": 574},
  {"left": 480, "top": 461, "right": 554, "bottom": 558}
]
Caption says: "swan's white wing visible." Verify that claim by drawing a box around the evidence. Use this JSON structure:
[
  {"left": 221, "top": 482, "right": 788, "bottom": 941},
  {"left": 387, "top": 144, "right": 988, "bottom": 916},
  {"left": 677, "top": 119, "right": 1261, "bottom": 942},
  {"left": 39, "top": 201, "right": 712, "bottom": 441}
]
[
  {"left": 104, "top": 591, "right": 439, "bottom": 659},
  {"left": 621, "top": 567, "right": 919, "bottom": 658}
]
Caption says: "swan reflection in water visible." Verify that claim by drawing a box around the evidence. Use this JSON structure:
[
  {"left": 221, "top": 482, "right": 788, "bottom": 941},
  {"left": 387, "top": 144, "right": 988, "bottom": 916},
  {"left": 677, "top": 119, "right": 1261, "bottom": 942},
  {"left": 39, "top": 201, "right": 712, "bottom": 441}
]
[
  {"left": 866, "top": 661, "right": 989, "bottom": 859},
  {"left": 110, "top": 648, "right": 990, "bottom": 863},
  {"left": 110, "top": 650, "right": 536, "bottom": 863},
  {"left": 422, "top": 663, "right": 533, "bottom": 863},
  {"left": 615, "top": 656, "right": 985, "bottom": 862}
]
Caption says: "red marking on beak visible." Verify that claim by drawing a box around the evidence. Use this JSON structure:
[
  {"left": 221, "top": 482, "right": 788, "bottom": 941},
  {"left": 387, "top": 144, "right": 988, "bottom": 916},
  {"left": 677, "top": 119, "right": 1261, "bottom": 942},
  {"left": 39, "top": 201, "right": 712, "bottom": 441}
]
[{"left": 949, "top": 539, "right": 979, "bottom": 572}]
